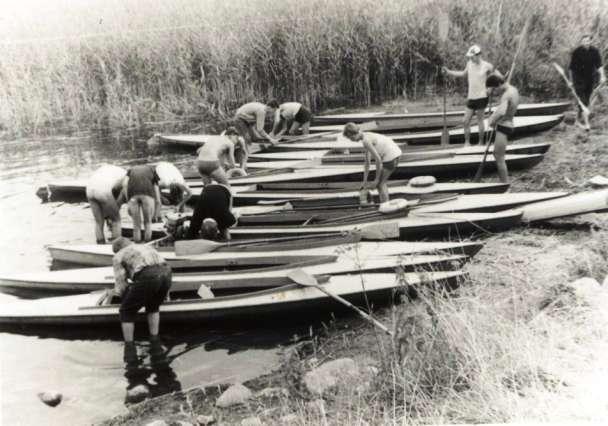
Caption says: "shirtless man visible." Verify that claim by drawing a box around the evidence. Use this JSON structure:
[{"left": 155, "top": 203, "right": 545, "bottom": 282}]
[
  {"left": 155, "top": 162, "right": 192, "bottom": 212},
  {"left": 342, "top": 122, "right": 402, "bottom": 203},
  {"left": 442, "top": 45, "right": 497, "bottom": 146},
  {"left": 222, "top": 127, "right": 249, "bottom": 171},
  {"left": 486, "top": 74, "right": 520, "bottom": 184},
  {"left": 122, "top": 165, "right": 162, "bottom": 242},
  {"left": 270, "top": 102, "right": 312, "bottom": 138},
  {"left": 195, "top": 135, "right": 241, "bottom": 186},
  {"left": 86, "top": 164, "right": 127, "bottom": 244},
  {"left": 233, "top": 100, "right": 279, "bottom": 146}
]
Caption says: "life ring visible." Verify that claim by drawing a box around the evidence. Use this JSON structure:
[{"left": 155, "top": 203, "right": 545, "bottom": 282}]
[
  {"left": 409, "top": 175, "right": 436, "bottom": 187},
  {"left": 379, "top": 198, "right": 408, "bottom": 214},
  {"left": 227, "top": 168, "right": 247, "bottom": 178}
]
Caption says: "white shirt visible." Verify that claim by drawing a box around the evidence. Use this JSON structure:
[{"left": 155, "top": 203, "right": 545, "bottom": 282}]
[
  {"left": 155, "top": 162, "right": 185, "bottom": 188},
  {"left": 465, "top": 59, "right": 493, "bottom": 100},
  {"left": 85, "top": 164, "right": 126, "bottom": 199},
  {"left": 362, "top": 132, "right": 402, "bottom": 162}
]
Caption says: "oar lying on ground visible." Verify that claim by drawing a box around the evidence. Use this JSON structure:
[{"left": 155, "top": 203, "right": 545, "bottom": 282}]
[{"left": 287, "top": 268, "right": 393, "bottom": 336}]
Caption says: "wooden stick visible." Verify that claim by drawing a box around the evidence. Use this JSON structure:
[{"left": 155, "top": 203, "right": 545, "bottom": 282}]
[{"left": 287, "top": 269, "right": 393, "bottom": 336}]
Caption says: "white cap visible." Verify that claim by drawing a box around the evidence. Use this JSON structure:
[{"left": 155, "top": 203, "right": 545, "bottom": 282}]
[{"left": 466, "top": 44, "right": 481, "bottom": 57}]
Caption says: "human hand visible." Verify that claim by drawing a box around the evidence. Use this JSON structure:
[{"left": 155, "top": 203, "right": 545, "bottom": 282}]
[
  {"left": 269, "top": 138, "right": 279, "bottom": 146},
  {"left": 441, "top": 66, "right": 448, "bottom": 75}
]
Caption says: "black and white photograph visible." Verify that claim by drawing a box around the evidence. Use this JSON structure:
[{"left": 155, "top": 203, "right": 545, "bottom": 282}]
[{"left": 1, "top": 0, "right": 607, "bottom": 424}]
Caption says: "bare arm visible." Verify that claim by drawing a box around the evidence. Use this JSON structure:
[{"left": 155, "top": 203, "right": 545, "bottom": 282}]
[
  {"left": 176, "top": 182, "right": 192, "bottom": 212},
  {"left": 599, "top": 67, "right": 607, "bottom": 84},
  {"left": 154, "top": 184, "right": 162, "bottom": 220},
  {"left": 236, "top": 136, "right": 249, "bottom": 169},
  {"left": 488, "top": 98, "right": 508, "bottom": 127},
  {"left": 364, "top": 141, "right": 383, "bottom": 187},
  {"left": 112, "top": 254, "right": 128, "bottom": 297},
  {"left": 226, "top": 142, "right": 237, "bottom": 169},
  {"left": 255, "top": 111, "right": 278, "bottom": 144},
  {"left": 275, "top": 119, "right": 290, "bottom": 138},
  {"left": 443, "top": 66, "right": 467, "bottom": 78},
  {"left": 270, "top": 109, "right": 281, "bottom": 136}
]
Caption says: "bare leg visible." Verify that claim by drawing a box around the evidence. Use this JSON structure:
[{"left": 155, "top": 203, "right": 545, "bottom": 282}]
[
  {"left": 141, "top": 195, "right": 155, "bottom": 242},
  {"left": 288, "top": 121, "right": 300, "bottom": 135},
  {"left": 147, "top": 312, "right": 160, "bottom": 336},
  {"left": 89, "top": 199, "right": 106, "bottom": 244},
  {"left": 476, "top": 110, "right": 486, "bottom": 145},
  {"left": 300, "top": 122, "right": 310, "bottom": 135},
  {"left": 463, "top": 108, "right": 474, "bottom": 146},
  {"left": 377, "top": 167, "right": 394, "bottom": 203},
  {"left": 121, "top": 322, "right": 135, "bottom": 342},
  {"left": 128, "top": 198, "right": 142, "bottom": 243},
  {"left": 493, "top": 132, "right": 509, "bottom": 183},
  {"left": 107, "top": 198, "right": 122, "bottom": 240},
  {"left": 210, "top": 167, "right": 230, "bottom": 187}
]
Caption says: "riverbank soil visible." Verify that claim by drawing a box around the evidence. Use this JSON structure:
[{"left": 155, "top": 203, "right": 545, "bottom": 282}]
[{"left": 101, "top": 100, "right": 608, "bottom": 425}]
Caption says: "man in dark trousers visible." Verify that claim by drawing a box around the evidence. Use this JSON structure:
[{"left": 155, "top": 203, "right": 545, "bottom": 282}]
[
  {"left": 186, "top": 184, "right": 237, "bottom": 241},
  {"left": 569, "top": 34, "right": 606, "bottom": 130},
  {"left": 107, "top": 237, "right": 172, "bottom": 361}
]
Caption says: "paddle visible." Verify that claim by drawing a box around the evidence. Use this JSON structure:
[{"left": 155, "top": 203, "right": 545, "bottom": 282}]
[
  {"left": 553, "top": 62, "right": 591, "bottom": 129},
  {"left": 473, "top": 16, "right": 530, "bottom": 182},
  {"left": 287, "top": 269, "right": 393, "bottom": 336}
]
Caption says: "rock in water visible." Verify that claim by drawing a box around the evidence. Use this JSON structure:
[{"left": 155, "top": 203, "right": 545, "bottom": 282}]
[
  {"left": 38, "top": 391, "right": 62, "bottom": 407},
  {"left": 215, "top": 383, "right": 252, "bottom": 408}
]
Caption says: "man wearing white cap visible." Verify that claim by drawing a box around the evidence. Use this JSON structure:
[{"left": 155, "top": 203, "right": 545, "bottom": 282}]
[{"left": 442, "top": 45, "right": 497, "bottom": 146}]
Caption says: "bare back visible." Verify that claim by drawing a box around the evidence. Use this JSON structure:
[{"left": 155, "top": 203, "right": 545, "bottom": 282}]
[{"left": 196, "top": 137, "right": 233, "bottom": 162}]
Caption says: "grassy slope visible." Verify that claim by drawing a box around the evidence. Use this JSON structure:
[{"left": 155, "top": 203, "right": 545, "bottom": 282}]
[{"left": 101, "top": 104, "right": 608, "bottom": 425}]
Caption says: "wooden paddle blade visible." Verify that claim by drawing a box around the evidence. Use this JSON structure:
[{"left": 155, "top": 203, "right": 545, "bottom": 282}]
[
  {"left": 287, "top": 268, "right": 319, "bottom": 286},
  {"left": 359, "top": 221, "right": 400, "bottom": 240},
  {"left": 174, "top": 239, "right": 222, "bottom": 256}
]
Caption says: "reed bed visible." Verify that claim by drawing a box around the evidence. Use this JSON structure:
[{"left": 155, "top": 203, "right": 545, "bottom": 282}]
[{"left": 1, "top": 0, "right": 606, "bottom": 136}]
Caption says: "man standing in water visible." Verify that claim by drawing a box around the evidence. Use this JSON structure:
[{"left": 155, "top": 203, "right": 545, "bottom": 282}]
[
  {"left": 568, "top": 34, "right": 606, "bottom": 130},
  {"left": 108, "top": 237, "right": 172, "bottom": 351},
  {"left": 486, "top": 74, "right": 520, "bottom": 184},
  {"left": 342, "top": 123, "right": 402, "bottom": 203},
  {"left": 442, "top": 45, "right": 497, "bottom": 146},
  {"left": 233, "top": 100, "right": 280, "bottom": 146}
]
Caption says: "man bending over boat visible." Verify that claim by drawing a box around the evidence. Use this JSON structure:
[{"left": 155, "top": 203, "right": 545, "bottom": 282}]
[
  {"left": 486, "top": 74, "right": 520, "bottom": 184},
  {"left": 233, "top": 100, "right": 280, "bottom": 146},
  {"left": 442, "top": 45, "right": 499, "bottom": 146},
  {"left": 269, "top": 102, "right": 312, "bottom": 138},
  {"left": 342, "top": 122, "right": 402, "bottom": 203},
  {"left": 108, "top": 237, "right": 172, "bottom": 348},
  {"left": 186, "top": 183, "right": 237, "bottom": 241},
  {"left": 155, "top": 162, "right": 192, "bottom": 212},
  {"left": 86, "top": 164, "right": 127, "bottom": 244},
  {"left": 195, "top": 133, "right": 245, "bottom": 186},
  {"left": 122, "top": 165, "right": 162, "bottom": 242}
]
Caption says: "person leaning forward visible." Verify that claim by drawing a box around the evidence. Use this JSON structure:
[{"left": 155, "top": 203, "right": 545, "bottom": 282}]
[
  {"left": 270, "top": 102, "right": 312, "bottom": 138},
  {"left": 442, "top": 44, "right": 499, "bottom": 146},
  {"left": 122, "top": 165, "right": 162, "bottom": 243},
  {"left": 568, "top": 34, "right": 606, "bottom": 130},
  {"left": 233, "top": 100, "right": 279, "bottom": 146},
  {"left": 106, "top": 237, "right": 172, "bottom": 344},
  {"left": 486, "top": 74, "right": 520, "bottom": 184},
  {"left": 342, "top": 123, "right": 402, "bottom": 203},
  {"left": 86, "top": 164, "right": 127, "bottom": 244},
  {"left": 186, "top": 183, "right": 237, "bottom": 241}
]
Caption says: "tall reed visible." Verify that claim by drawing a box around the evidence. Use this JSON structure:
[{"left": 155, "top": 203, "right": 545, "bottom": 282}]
[{"left": 0, "top": 0, "right": 606, "bottom": 135}]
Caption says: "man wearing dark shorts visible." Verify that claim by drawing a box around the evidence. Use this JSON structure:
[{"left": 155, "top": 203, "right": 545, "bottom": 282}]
[
  {"left": 486, "top": 74, "right": 520, "bottom": 183},
  {"left": 186, "top": 184, "right": 237, "bottom": 241},
  {"left": 569, "top": 34, "right": 606, "bottom": 129},
  {"left": 122, "top": 165, "right": 162, "bottom": 242},
  {"left": 109, "top": 237, "right": 172, "bottom": 345},
  {"left": 443, "top": 45, "right": 497, "bottom": 146},
  {"left": 270, "top": 102, "right": 313, "bottom": 138}
]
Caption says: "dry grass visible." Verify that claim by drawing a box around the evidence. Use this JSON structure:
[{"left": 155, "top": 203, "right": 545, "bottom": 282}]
[{"left": 1, "top": 0, "right": 607, "bottom": 136}]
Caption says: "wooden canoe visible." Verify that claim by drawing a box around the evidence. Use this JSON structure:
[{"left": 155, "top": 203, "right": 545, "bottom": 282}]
[
  {"left": 311, "top": 102, "right": 570, "bottom": 127},
  {"left": 521, "top": 189, "right": 608, "bottom": 222},
  {"left": 228, "top": 210, "right": 523, "bottom": 240},
  {"left": 234, "top": 192, "right": 568, "bottom": 226},
  {"left": 249, "top": 142, "right": 551, "bottom": 162},
  {"left": 232, "top": 154, "right": 545, "bottom": 180},
  {"left": 48, "top": 240, "right": 485, "bottom": 267},
  {"left": 273, "top": 115, "right": 563, "bottom": 148},
  {"left": 0, "top": 271, "right": 465, "bottom": 326},
  {"left": 0, "top": 254, "right": 466, "bottom": 295}
]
